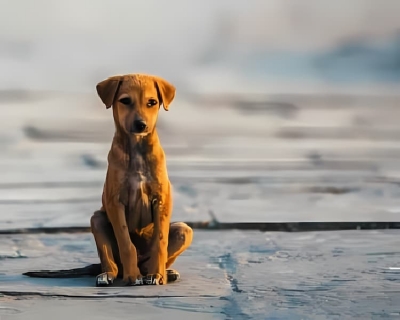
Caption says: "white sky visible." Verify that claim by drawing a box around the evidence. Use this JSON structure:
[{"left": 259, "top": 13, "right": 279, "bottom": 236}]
[
  {"left": 0, "top": 0, "right": 399, "bottom": 91},
  {"left": 1, "top": 0, "right": 399, "bottom": 48}
]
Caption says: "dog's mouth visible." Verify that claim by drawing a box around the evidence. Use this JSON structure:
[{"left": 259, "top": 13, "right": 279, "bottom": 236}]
[{"left": 130, "top": 131, "right": 149, "bottom": 137}]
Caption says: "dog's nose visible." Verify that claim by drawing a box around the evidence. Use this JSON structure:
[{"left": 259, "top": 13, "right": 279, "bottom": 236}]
[{"left": 133, "top": 120, "right": 147, "bottom": 133}]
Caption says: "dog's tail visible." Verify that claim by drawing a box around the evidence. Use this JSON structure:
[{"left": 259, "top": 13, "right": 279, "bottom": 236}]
[{"left": 22, "top": 263, "right": 102, "bottom": 278}]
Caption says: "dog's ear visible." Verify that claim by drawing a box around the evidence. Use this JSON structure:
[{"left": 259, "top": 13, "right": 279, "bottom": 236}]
[
  {"left": 96, "top": 77, "right": 122, "bottom": 109},
  {"left": 154, "top": 77, "right": 175, "bottom": 111}
]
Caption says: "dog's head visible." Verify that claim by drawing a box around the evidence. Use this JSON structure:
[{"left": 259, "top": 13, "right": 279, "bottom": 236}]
[{"left": 96, "top": 74, "right": 175, "bottom": 136}]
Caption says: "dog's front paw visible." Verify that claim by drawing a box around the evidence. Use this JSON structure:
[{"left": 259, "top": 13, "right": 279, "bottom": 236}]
[
  {"left": 96, "top": 272, "right": 115, "bottom": 287},
  {"left": 123, "top": 273, "right": 143, "bottom": 286},
  {"left": 142, "top": 273, "right": 164, "bottom": 285}
]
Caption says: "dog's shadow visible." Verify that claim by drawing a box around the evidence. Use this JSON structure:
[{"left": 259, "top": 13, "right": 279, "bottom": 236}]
[
  {"left": 20, "top": 275, "right": 97, "bottom": 288},
  {"left": 20, "top": 275, "right": 154, "bottom": 288}
]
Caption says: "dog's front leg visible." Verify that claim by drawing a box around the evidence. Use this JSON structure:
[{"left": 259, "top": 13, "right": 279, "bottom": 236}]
[
  {"left": 143, "top": 196, "right": 171, "bottom": 285},
  {"left": 106, "top": 202, "right": 142, "bottom": 285}
]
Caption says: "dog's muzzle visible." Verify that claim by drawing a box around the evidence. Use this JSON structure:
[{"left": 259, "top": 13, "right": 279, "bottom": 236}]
[{"left": 132, "top": 120, "right": 147, "bottom": 134}]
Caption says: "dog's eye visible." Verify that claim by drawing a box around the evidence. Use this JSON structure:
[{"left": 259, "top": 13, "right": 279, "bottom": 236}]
[
  {"left": 119, "top": 97, "right": 132, "bottom": 105},
  {"left": 147, "top": 99, "right": 157, "bottom": 107}
]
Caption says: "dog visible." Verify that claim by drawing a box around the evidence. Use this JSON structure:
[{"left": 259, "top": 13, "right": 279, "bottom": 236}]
[
  {"left": 22, "top": 74, "right": 193, "bottom": 286},
  {"left": 90, "top": 73, "right": 193, "bottom": 286}
]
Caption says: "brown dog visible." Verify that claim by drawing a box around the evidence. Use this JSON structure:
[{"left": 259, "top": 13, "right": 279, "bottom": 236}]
[{"left": 90, "top": 74, "right": 193, "bottom": 286}]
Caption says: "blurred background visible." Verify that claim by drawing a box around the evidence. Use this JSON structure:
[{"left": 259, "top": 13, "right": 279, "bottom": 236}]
[{"left": 1, "top": 0, "right": 400, "bottom": 229}]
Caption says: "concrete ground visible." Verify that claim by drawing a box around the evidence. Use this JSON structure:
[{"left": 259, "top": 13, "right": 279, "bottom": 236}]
[{"left": 1, "top": 230, "right": 400, "bottom": 319}]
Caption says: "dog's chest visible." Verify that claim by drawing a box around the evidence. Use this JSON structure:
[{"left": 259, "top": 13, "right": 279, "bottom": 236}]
[{"left": 119, "top": 173, "right": 153, "bottom": 232}]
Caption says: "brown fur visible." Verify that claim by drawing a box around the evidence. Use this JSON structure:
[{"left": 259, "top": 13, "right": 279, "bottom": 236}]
[{"left": 91, "top": 74, "right": 192, "bottom": 285}]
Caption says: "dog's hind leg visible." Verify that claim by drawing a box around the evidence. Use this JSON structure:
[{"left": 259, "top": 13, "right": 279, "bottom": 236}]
[
  {"left": 163, "top": 222, "right": 193, "bottom": 281},
  {"left": 90, "top": 209, "right": 121, "bottom": 286},
  {"left": 167, "top": 222, "right": 193, "bottom": 269}
]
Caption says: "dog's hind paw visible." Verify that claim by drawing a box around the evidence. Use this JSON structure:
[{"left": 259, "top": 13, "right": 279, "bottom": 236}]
[
  {"left": 95, "top": 273, "right": 114, "bottom": 287},
  {"left": 167, "top": 269, "right": 180, "bottom": 282}
]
